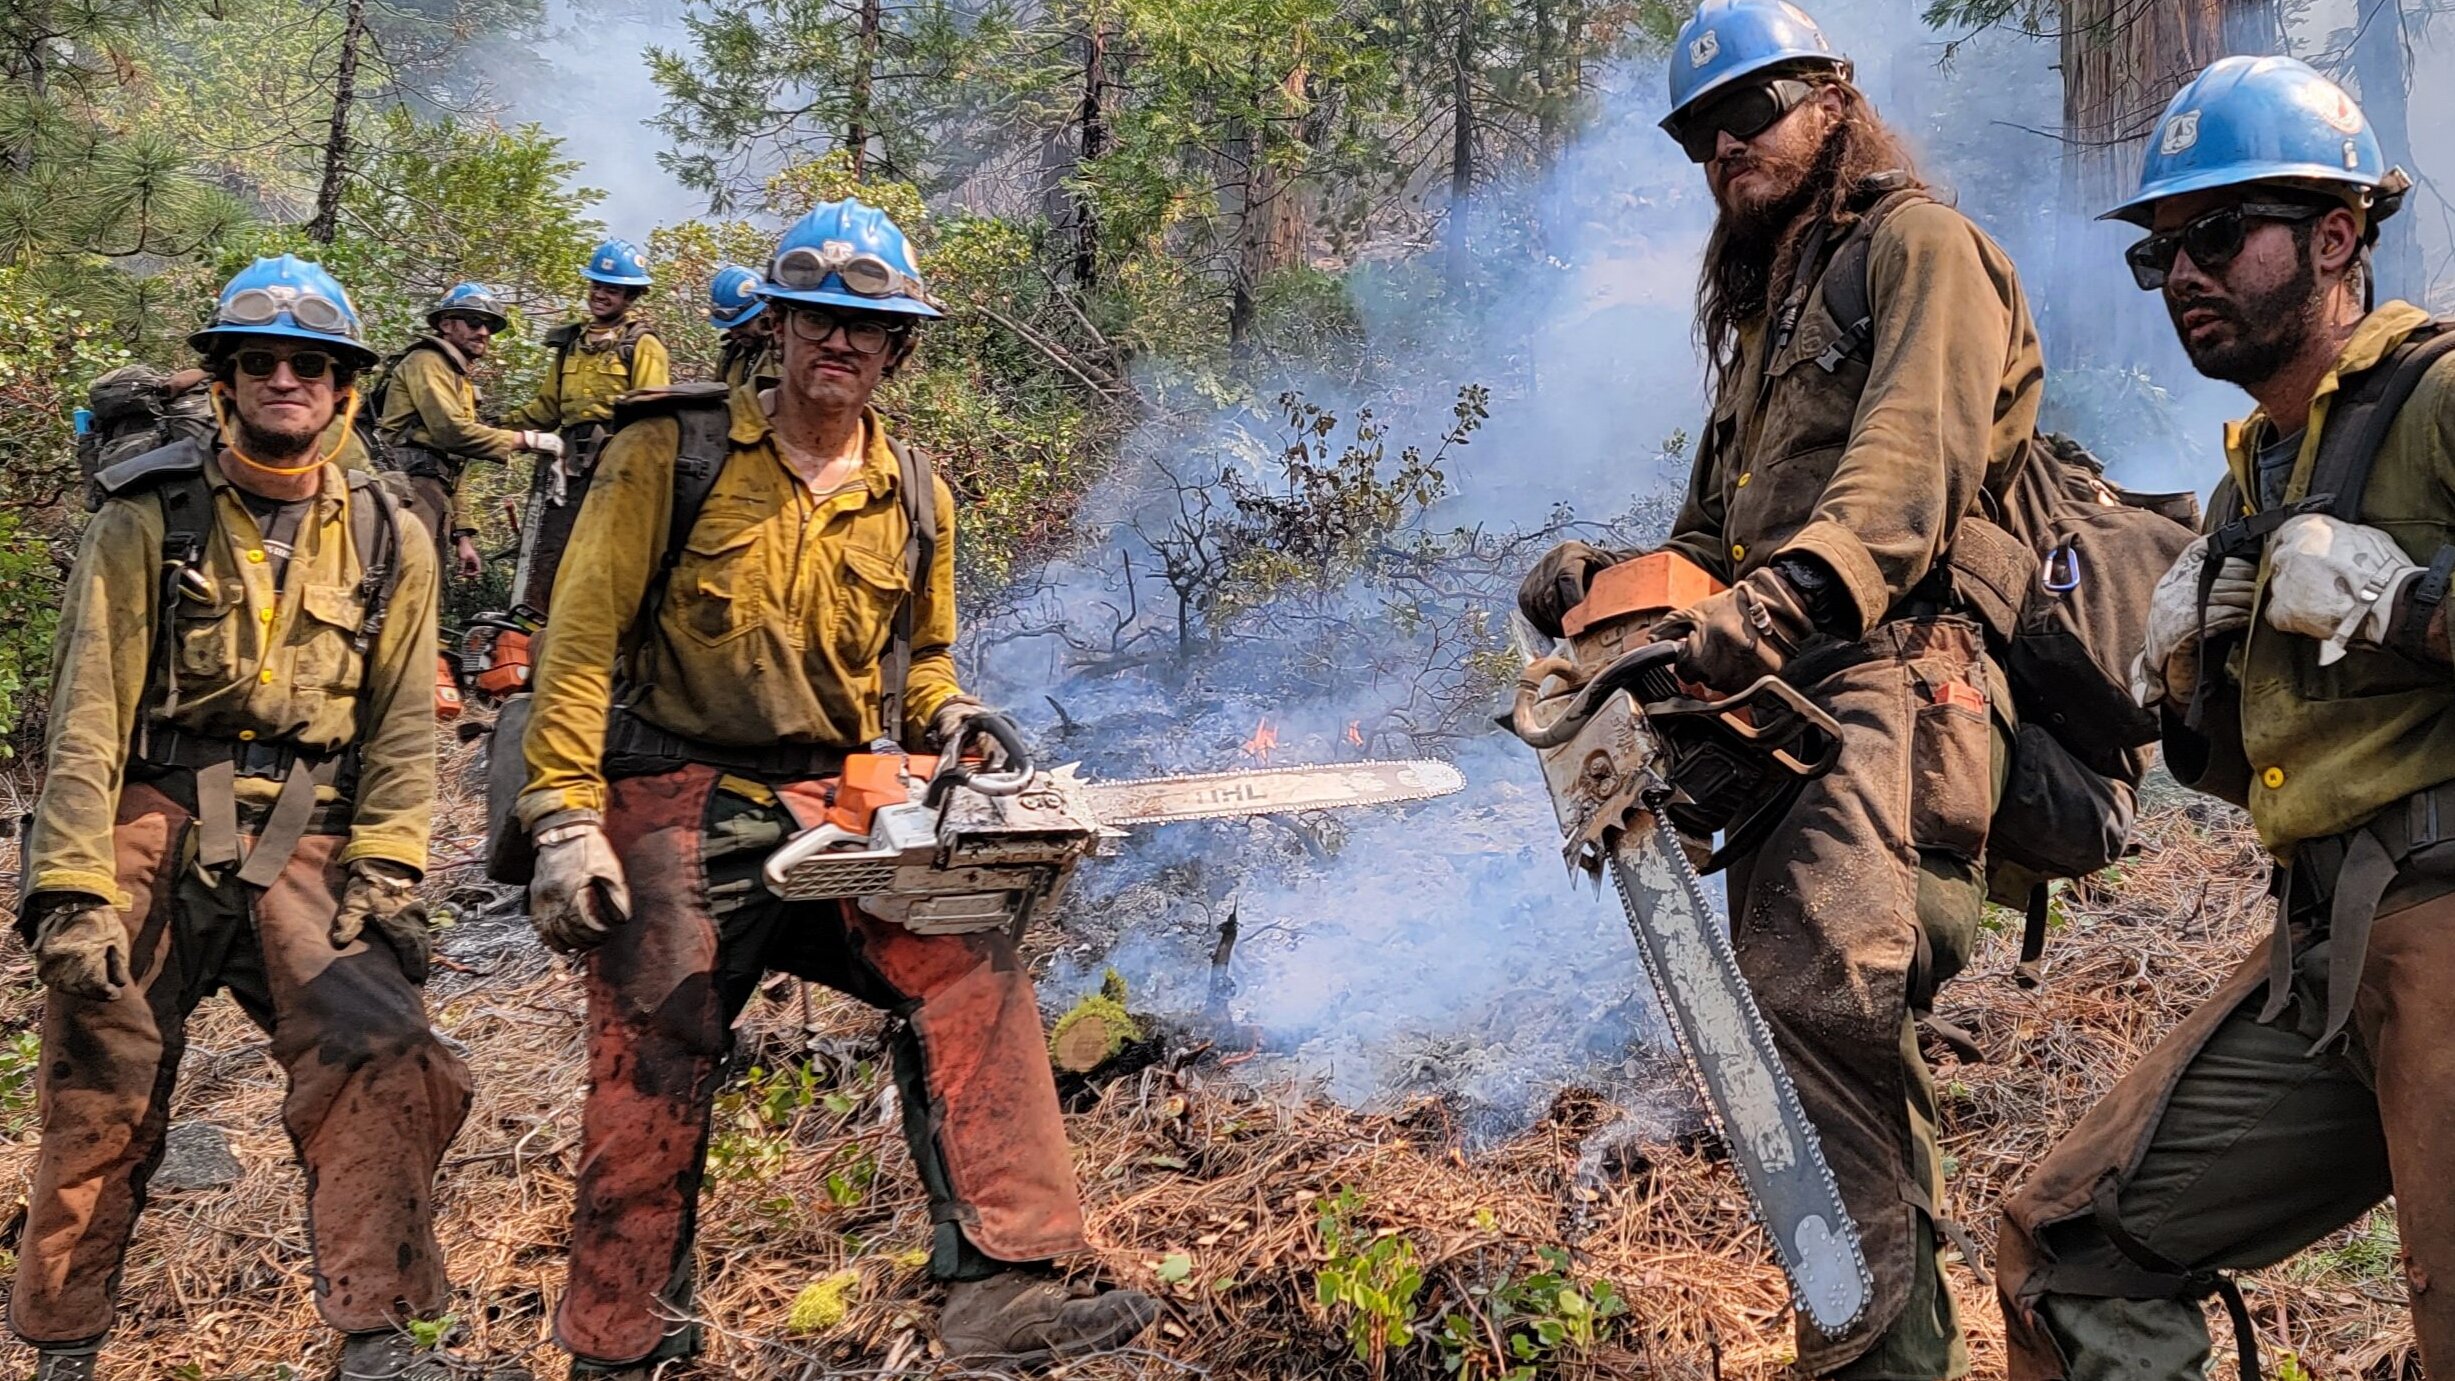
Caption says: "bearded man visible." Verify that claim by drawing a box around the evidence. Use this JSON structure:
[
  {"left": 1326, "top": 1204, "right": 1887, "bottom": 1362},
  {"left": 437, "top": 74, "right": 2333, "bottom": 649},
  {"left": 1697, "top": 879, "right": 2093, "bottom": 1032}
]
[{"left": 1517, "top": 2, "right": 2045, "bottom": 1374}]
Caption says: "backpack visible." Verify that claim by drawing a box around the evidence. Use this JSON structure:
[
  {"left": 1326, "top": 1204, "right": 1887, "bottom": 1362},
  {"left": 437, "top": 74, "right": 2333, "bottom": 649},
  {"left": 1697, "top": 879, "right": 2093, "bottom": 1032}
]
[
  {"left": 79, "top": 365, "right": 217, "bottom": 510},
  {"left": 478, "top": 382, "right": 941, "bottom": 886},
  {"left": 351, "top": 347, "right": 409, "bottom": 467},
  {"left": 1815, "top": 189, "right": 2201, "bottom": 983}
]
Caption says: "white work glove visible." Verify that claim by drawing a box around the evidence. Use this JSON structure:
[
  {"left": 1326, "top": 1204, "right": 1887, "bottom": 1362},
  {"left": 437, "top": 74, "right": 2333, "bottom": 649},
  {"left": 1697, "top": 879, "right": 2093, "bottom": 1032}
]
[
  {"left": 520, "top": 430, "right": 566, "bottom": 459},
  {"left": 2264, "top": 513, "right": 2423, "bottom": 665},
  {"left": 2132, "top": 535, "right": 2257, "bottom": 708},
  {"left": 528, "top": 809, "right": 630, "bottom": 955}
]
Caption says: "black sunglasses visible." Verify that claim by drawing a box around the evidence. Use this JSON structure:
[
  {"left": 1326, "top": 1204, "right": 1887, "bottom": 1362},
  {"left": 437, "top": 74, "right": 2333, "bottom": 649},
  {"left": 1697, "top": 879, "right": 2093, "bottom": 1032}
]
[
  {"left": 2124, "top": 201, "right": 2329, "bottom": 291},
  {"left": 1674, "top": 78, "right": 1819, "bottom": 164},
  {"left": 783, "top": 305, "right": 909, "bottom": 356},
  {"left": 234, "top": 347, "right": 338, "bottom": 381}
]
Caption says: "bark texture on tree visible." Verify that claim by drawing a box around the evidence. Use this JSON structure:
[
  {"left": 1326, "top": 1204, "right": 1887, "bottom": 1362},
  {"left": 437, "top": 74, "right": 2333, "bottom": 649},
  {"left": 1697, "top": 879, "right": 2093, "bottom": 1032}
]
[{"left": 306, "top": 0, "right": 368, "bottom": 244}]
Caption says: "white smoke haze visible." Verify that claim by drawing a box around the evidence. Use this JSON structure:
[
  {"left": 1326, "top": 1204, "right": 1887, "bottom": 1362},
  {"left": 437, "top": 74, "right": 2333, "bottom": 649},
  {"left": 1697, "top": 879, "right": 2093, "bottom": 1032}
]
[{"left": 495, "top": 2, "right": 2448, "bottom": 1132}]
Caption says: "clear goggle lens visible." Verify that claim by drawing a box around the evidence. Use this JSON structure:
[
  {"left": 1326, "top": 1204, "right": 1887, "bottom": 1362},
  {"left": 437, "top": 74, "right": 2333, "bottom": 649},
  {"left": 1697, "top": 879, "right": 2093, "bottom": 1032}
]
[
  {"left": 771, "top": 241, "right": 921, "bottom": 300},
  {"left": 220, "top": 285, "right": 353, "bottom": 335}
]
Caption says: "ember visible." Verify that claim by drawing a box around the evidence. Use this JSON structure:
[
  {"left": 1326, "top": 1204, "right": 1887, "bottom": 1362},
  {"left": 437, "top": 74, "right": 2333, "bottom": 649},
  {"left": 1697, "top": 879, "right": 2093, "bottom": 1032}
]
[{"left": 1240, "top": 717, "right": 1278, "bottom": 762}]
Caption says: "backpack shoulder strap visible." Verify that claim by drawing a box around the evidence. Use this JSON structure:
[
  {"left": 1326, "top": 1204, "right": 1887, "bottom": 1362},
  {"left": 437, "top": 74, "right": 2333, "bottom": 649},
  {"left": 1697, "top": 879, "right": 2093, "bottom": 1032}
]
[
  {"left": 342, "top": 468, "right": 404, "bottom": 655},
  {"left": 97, "top": 434, "right": 209, "bottom": 498},
  {"left": 122, "top": 443, "right": 218, "bottom": 735},
  {"left": 881, "top": 435, "right": 938, "bottom": 745},
  {"left": 1815, "top": 180, "right": 1937, "bottom": 374},
  {"left": 606, "top": 384, "right": 735, "bottom": 615},
  {"left": 619, "top": 318, "right": 655, "bottom": 372},
  {"left": 2309, "top": 319, "right": 2455, "bottom": 521}
]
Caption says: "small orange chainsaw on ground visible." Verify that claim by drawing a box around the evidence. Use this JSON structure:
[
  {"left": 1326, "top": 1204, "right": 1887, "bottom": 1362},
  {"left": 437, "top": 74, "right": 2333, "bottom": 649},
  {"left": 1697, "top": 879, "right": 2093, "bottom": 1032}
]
[{"left": 762, "top": 714, "right": 1465, "bottom": 937}]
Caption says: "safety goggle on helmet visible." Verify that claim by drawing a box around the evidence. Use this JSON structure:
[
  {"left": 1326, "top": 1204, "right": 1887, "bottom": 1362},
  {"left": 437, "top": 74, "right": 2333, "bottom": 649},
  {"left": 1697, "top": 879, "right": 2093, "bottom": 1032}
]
[
  {"left": 758, "top": 199, "right": 943, "bottom": 319},
  {"left": 189, "top": 255, "right": 381, "bottom": 369},
  {"left": 769, "top": 240, "right": 942, "bottom": 311}
]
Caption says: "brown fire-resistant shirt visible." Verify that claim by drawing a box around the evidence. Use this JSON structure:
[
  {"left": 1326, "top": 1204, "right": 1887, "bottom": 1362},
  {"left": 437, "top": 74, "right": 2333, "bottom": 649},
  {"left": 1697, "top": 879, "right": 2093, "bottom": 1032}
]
[
  {"left": 26, "top": 457, "right": 439, "bottom": 905},
  {"left": 376, "top": 336, "right": 529, "bottom": 533},
  {"left": 518, "top": 389, "right": 960, "bottom": 824},
  {"left": 1661, "top": 197, "right": 2046, "bottom": 633}
]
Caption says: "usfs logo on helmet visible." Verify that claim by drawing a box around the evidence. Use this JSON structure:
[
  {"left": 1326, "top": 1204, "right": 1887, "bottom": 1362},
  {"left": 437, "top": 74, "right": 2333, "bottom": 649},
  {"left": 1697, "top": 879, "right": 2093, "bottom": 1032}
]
[
  {"left": 708, "top": 264, "right": 768, "bottom": 328},
  {"left": 428, "top": 282, "right": 509, "bottom": 331},
  {"left": 582, "top": 238, "right": 653, "bottom": 288},
  {"left": 190, "top": 255, "right": 380, "bottom": 370},
  {"left": 2104, "top": 55, "right": 2409, "bottom": 226},
  {"left": 757, "top": 199, "right": 943, "bottom": 319},
  {"left": 1661, "top": 0, "right": 1849, "bottom": 136}
]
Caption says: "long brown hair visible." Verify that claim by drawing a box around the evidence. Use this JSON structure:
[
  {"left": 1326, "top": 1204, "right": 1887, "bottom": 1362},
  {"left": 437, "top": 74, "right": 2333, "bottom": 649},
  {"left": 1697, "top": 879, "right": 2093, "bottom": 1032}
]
[{"left": 1694, "top": 81, "right": 1923, "bottom": 396}]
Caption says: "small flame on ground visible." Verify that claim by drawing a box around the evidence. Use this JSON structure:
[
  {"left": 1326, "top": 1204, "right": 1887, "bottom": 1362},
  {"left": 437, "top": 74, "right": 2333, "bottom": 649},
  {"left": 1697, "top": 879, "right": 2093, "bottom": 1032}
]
[
  {"left": 1345, "top": 720, "right": 1365, "bottom": 748},
  {"left": 1241, "top": 718, "right": 1279, "bottom": 762}
]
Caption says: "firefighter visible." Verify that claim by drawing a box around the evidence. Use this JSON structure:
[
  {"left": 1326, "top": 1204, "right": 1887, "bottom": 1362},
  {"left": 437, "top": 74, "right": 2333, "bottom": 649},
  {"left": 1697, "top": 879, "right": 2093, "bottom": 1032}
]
[
  {"left": 372, "top": 282, "right": 565, "bottom": 580},
  {"left": 7, "top": 257, "right": 471, "bottom": 1381},
  {"left": 515, "top": 199, "right": 1157, "bottom": 1377},
  {"left": 504, "top": 238, "right": 671, "bottom": 610},
  {"left": 1517, "top": 1, "right": 2041, "bottom": 1372},
  {"left": 708, "top": 263, "right": 776, "bottom": 390},
  {"left": 1997, "top": 57, "right": 2455, "bottom": 1380}
]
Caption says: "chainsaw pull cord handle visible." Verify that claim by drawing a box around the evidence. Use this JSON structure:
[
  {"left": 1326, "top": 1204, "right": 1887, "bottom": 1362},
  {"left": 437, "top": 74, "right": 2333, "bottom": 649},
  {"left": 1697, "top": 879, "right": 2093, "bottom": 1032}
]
[
  {"left": 1511, "top": 641, "right": 1682, "bottom": 749},
  {"left": 926, "top": 709, "right": 1034, "bottom": 806}
]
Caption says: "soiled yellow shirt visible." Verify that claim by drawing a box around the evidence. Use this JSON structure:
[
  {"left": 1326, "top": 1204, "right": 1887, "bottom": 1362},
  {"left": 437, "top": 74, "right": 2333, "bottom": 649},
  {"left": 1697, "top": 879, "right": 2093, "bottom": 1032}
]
[
  {"left": 519, "top": 390, "right": 960, "bottom": 823},
  {"left": 507, "top": 314, "right": 671, "bottom": 431},
  {"left": 27, "top": 457, "right": 439, "bottom": 903}
]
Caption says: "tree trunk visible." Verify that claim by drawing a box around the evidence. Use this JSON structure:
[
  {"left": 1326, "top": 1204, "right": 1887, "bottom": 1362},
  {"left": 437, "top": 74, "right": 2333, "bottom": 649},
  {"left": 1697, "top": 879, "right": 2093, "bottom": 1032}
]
[
  {"left": 306, "top": 0, "right": 367, "bottom": 244},
  {"left": 2046, "top": 0, "right": 2279, "bottom": 371},
  {"left": 1446, "top": 17, "right": 1475, "bottom": 295},
  {"left": 2351, "top": 0, "right": 2419, "bottom": 304},
  {"left": 1071, "top": 21, "right": 1108, "bottom": 288},
  {"left": 849, "top": 0, "right": 881, "bottom": 177}
]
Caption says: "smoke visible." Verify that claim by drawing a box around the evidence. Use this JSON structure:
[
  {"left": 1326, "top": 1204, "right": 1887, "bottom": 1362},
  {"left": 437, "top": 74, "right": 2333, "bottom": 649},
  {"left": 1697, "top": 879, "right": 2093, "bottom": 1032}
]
[{"left": 488, "top": 0, "right": 703, "bottom": 235}]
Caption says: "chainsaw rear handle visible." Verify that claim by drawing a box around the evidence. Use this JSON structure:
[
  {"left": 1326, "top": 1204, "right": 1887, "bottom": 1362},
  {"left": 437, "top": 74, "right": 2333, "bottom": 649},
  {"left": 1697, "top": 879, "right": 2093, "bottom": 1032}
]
[
  {"left": 926, "top": 709, "right": 1034, "bottom": 805},
  {"left": 1511, "top": 640, "right": 1683, "bottom": 748}
]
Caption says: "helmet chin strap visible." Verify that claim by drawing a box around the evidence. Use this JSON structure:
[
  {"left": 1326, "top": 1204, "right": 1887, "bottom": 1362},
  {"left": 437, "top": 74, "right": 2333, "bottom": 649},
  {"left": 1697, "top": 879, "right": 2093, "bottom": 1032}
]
[{"left": 210, "top": 383, "right": 359, "bottom": 477}]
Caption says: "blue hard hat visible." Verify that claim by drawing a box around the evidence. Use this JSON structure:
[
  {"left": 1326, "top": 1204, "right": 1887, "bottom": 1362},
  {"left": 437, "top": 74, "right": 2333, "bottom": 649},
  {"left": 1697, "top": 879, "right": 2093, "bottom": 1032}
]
[
  {"left": 708, "top": 264, "right": 768, "bottom": 328},
  {"left": 427, "top": 281, "right": 509, "bottom": 330},
  {"left": 189, "top": 255, "right": 380, "bottom": 369},
  {"left": 582, "top": 237, "right": 653, "bottom": 287},
  {"left": 2104, "top": 56, "right": 2403, "bottom": 225},
  {"left": 1662, "top": 0, "right": 1850, "bottom": 134},
  {"left": 758, "top": 199, "right": 943, "bottom": 320}
]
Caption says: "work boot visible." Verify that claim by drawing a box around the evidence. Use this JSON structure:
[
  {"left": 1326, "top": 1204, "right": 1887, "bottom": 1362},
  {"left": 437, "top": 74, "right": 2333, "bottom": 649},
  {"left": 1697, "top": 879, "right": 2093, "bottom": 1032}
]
[
  {"left": 939, "top": 1270, "right": 1159, "bottom": 1367},
  {"left": 31, "top": 1349, "right": 100, "bottom": 1381},
  {"left": 335, "top": 1330, "right": 452, "bottom": 1380}
]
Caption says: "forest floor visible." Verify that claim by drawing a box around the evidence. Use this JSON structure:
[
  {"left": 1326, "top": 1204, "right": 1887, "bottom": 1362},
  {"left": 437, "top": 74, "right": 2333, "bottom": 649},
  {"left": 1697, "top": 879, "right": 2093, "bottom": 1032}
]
[{"left": 0, "top": 739, "right": 2419, "bottom": 1380}]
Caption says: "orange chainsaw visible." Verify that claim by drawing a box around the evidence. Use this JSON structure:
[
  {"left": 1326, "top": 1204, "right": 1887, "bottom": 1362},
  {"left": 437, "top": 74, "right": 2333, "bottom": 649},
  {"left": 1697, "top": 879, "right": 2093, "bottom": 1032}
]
[{"left": 763, "top": 714, "right": 1465, "bottom": 937}]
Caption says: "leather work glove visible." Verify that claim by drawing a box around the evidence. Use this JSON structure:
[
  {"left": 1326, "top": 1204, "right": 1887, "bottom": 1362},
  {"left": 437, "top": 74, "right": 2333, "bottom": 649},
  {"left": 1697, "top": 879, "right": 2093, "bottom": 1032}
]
[
  {"left": 529, "top": 809, "right": 630, "bottom": 955},
  {"left": 1654, "top": 565, "right": 1820, "bottom": 694},
  {"left": 1516, "top": 541, "right": 1630, "bottom": 638},
  {"left": 31, "top": 897, "right": 131, "bottom": 1002},
  {"left": 2264, "top": 513, "right": 2423, "bottom": 666},
  {"left": 331, "top": 858, "right": 433, "bottom": 984},
  {"left": 929, "top": 697, "right": 1013, "bottom": 768},
  {"left": 2133, "top": 535, "right": 2256, "bottom": 708},
  {"left": 520, "top": 429, "right": 566, "bottom": 458}
]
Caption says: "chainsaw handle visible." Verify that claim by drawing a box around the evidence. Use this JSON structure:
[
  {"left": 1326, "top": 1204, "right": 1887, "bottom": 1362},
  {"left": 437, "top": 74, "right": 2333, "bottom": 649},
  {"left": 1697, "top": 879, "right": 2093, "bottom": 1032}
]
[
  {"left": 1511, "top": 641, "right": 1681, "bottom": 748},
  {"left": 926, "top": 710, "right": 1034, "bottom": 805}
]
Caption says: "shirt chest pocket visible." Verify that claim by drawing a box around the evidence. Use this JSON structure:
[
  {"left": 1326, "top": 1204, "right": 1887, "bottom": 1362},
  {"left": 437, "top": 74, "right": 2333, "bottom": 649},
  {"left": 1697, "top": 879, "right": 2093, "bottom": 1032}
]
[
  {"left": 292, "top": 582, "right": 368, "bottom": 691},
  {"left": 834, "top": 543, "right": 910, "bottom": 669},
  {"left": 670, "top": 520, "right": 764, "bottom": 647},
  {"left": 1753, "top": 300, "right": 1865, "bottom": 468},
  {"left": 173, "top": 579, "right": 244, "bottom": 685}
]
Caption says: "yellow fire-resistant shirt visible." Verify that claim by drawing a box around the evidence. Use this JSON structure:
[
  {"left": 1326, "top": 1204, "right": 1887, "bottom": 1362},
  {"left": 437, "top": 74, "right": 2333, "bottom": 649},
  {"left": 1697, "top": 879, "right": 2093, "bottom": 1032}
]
[
  {"left": 518, "top": 389, "right": 960, "bottom": 824},
  {"left": 376, "top": 336, "right": 528, "bottom": 533},
  {"left": 506, "top": 314, "right": 671, "bottom": 431},
  {"left": 2192, "top": 302, "right": 2455, "bottom": 855},
  {"left": 26, "top": 456, "right": 439, "bottom": 905}
]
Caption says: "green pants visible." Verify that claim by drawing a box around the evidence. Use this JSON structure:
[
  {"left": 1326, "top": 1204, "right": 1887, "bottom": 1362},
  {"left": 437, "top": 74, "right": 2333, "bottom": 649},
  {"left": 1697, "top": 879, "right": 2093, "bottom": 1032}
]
[{"left": 1999, "top": 885, "right": 2455, "bottom": 1379}]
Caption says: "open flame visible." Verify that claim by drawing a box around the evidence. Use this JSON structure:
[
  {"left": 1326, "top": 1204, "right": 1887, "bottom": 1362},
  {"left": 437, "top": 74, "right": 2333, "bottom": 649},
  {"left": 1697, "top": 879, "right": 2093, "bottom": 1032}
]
[
  {"left": 1240, "top": 717, "right": 1279, "bottom": 763},
  {"left": 1345, "top": 720, "right": 1365, "bottom": 749}
]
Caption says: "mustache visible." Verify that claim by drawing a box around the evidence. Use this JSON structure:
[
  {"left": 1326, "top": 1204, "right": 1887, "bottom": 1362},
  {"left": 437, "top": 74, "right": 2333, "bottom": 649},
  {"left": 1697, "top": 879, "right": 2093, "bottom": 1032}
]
[{"left": 2168, "top": 293, "right": 2239, "bottom": 322}]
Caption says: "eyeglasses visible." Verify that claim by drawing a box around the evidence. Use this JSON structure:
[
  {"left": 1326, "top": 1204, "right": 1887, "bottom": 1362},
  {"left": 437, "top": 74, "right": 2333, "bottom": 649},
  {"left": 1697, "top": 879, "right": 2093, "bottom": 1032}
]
[
  {"left": 1673, "top": 78, "right": 1819, "bottom": 164},
  {"left": 217, "top": 284, "right": 353, "bottom": 335},
  {"left": 2124, "top": 201, "right": 2330, "bottom": 291},
  {"left": 234, "top": 347, "right": 339, "bottom": 381},
  {"left": 783, "top": 306, "right": 908, "bottom": 356},
  {"left": 770, "top": 240, "right": 940, "bottom": 307}
]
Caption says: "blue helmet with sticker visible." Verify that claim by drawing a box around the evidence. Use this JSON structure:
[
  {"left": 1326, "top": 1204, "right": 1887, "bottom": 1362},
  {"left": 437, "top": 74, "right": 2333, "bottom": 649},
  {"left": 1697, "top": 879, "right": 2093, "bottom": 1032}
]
[
  {"left": 582, "top": 237, "right": 653, "bottom": 287},
  {"left": 758, "top": 199, "right": 942, "bottom": 320},
  {"left": 2104, "top": 56, "right": 2404, "bottom": 226},
  {"left": 708, "top": 264, "right": 767, "bottom": 328},
  {"left": 427, "top": 281, "right": 509, "bottom": 331},
  {"left": 189, "top": 255, "right": 380, "bottom": 369},
  {"left": 1662, "top": 0, "right": 1850, "bottom": 135}
]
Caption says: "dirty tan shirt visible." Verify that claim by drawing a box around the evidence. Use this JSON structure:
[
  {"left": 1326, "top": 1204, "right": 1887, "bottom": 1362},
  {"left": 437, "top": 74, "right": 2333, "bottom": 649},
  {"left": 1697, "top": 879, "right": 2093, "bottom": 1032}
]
[
  {"left": 377, "top": 338, "right": 528, "bottom": 534},
  {"left": 506, "top": 314, "right": 671, "bottom": 431},
  {"left": 519, "top": 390, "right": 961, "bottom": 823},
  {"left": 2197, "top": 302, "right": 2455, "bottom": 854},
  {"left": 1662, "top": 198, "right": 2046, "bottom": 633},
  {"left": 27, "top": 458, "right": 439, "bottom": 904}
]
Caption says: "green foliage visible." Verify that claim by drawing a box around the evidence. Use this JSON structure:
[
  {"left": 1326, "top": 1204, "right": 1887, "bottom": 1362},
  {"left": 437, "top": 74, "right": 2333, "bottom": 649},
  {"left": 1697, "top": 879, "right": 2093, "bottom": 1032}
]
[
  {"left": 0, "top": 1029, "right": 43, "bottom": 1136},
  {"left": 402, "top": 1315, "right": 456, "bottom": 1350},
  {"left": 1433, "top": 1246, "right": 1628, "bottom": 1377},
  {"left": 1314, "top": 1187, "right": 1426, "bottom": 1367}
]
